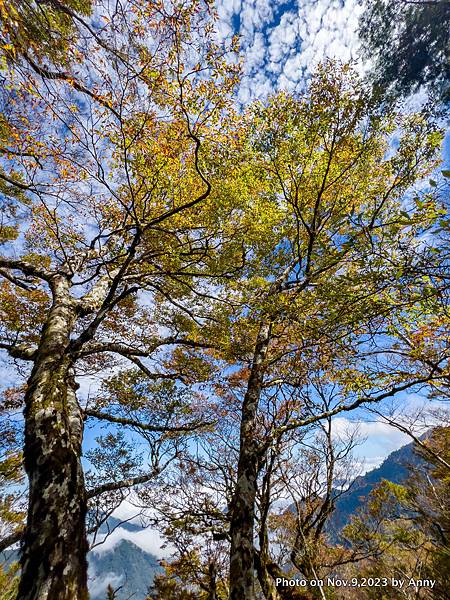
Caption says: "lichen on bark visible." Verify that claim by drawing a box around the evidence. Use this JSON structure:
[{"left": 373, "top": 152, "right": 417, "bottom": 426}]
[{"left": 17, "top": 279, "right": 89, "bottom": 600}]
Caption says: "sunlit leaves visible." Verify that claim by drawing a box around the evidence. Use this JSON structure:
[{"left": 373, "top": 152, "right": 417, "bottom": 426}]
[{"left": 0, "top": 0, "right": 92, "bottom": 67}]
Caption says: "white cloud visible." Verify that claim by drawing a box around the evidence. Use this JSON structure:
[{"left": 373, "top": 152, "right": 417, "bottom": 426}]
[
  {"left": 90, "top": 500, "right": 172, "bottom": 559},
  {"left": 356, "top": 455, "right": 385, "bottom": 473},
  {"left": 91, "top": 525, "right": 170, "bottom": 558},
  {"left": 245, "top": 31, "right": 266, "bottom": 70},
  {"left": 332, "top": 416, "right": 411, "bottom": 442},
  {"left": 76, "top": 373, "right": 102, "bottom": 401},
  {"left": 88, "top": 569, "right": 124, "bottom": 599},
  {"left": 331, "top": 415, "right": 413, "bottom": 468},
  {"left": 215, "top": 0, "right": 366, "bottom": 101},
  {"left": 329, "top": 390, "right": 449, "bottom": 471}
]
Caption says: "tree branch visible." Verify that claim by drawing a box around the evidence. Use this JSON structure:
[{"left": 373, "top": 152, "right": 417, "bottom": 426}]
[
  {"left": 0, "top": 268, "right": 36, "bottom": 291},
  {"left": 86, "top": 472, "right": 159, "bottom": 500},
  {"left": 368, "top": 409, "right": 450, "bottom": 472},
  {"left": 78, "top": 338, "right": 216, "bottom": 358},
  {"left": 0, "top": 171, "right": 32, "bottom": 192},
  {"left": 269, "top": 374, "right": 441, "bottom": 443},
  {"left": 23, "top": 53, "right": 121, "bottom": 120},
  {"left": 0, "top": 341, "right": 37, "bottom": 361},
  {"left": 0, "top": 257, "right": 53, "bottom": 282},
  {"left": 0, "top": 529, "right": 23, "bottom": 552},
  {"left": 84, "top": 408, "right": 214, "bottom": 433}
]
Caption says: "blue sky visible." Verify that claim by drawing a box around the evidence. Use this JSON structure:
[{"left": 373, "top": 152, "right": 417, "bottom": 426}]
[
  {"left": 1, "top": 0, "right": 449, "bottom": 568},
  {"left": 215, "top": 0, "right": 364, "bottom": 102},
  {"left": 211, "top": 0, "right": 450, "bottom": 469}
]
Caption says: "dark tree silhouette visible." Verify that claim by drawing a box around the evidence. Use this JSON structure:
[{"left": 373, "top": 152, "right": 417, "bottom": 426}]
[{"left": 359, "top": 0, "right": 450, "bottom": 101}]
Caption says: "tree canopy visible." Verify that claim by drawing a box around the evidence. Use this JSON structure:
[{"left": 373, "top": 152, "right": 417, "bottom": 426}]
[
  {"left": 359, "top": 0, "right": 450, "bottom": 101},
  {"left": 0, "top": 2, "right": 449, "bottom": 600}
]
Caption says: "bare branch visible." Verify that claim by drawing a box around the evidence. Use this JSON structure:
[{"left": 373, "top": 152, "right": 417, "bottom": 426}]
[
  {"left": 86, "top": 472, "right": 160, "bottom": 500},
  {"left": 368, "top": 409, "right": 450, "bottom": 472},
  {"left": 270, "top": 374, "right": 441, "bottom": 443},
  {"left": 84, "top": 408, "right": 214, "bottom": 434},
  {"left": 0, "top": 529, "right": 23, "bottom": 552}
]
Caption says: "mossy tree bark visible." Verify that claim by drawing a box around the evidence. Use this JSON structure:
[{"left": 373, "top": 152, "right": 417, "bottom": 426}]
[
  {"left": 17, "top": 276, "right": 89, "bottom": 600},
  {"left": 229, "top": 322, "right": 272, "bottom": 600}
]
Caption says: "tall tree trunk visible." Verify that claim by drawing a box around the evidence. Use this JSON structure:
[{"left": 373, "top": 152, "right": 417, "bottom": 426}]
[
  {"left": 255, "top": 551, "right": 280, "bottom": 600},
  {"left": 229, "top": 321, "right": 272, "bottom": 600},
  {"left": 207, "top": 561, "right": 218, "bottom": 600},
  {"left": 17, "top": 278, "right": 89, "bottom": 600},
  {"left": 256, "top": 461, "right": 280, "bottom": 600}
]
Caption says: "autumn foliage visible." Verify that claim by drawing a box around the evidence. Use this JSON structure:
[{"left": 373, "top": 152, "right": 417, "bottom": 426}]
[{"left": 0, "top": 2, "right": 449, "bottom": 600}]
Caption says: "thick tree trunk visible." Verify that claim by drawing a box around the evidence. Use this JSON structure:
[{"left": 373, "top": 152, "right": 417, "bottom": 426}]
[
  {"left": 17, "top": 279, "right": 89, "bottom": 600},
  {"left": 229, "top": 322, "right": 272, "bottom": 600}
]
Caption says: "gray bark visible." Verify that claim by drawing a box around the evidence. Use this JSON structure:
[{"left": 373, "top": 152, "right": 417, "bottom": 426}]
[
  {"left": 256, "top": 459, "right": 281, "bottom": 600},
  {"left": 207, "top": 562, "right": 218, "bottom": 600},
  {"left": 229, "top": 321, "right": 272, "bottom": 600},
  {"left": 17, "top": 277, "right": 89, "bottom": 600}
]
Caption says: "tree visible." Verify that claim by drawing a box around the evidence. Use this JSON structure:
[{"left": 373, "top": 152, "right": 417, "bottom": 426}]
[
  {"left": 341, "top": 480, "right": 429, "bottom": 599},
  {"left": 220, "top": 64, "right": 446, "bottom": 599},
  {"left": 148, "top": 567, "right": 199, "bottom": 600},
  {"left": 0, "top": 562, "right": 19, "bottom": 600},
  {"left": 260, "top": 417, "right": 360, "bottom": 600},
  {"left": 148, "top": 548, "right": 228, "bottom": 600},
  {"left": 342, "top": 427, "right": 450, "bottom": 599},
  {"left": 105, "top": 583, "right": 120, "bottom": 600},
  {"left": 143, "top": 362, "right": 365, "bottom": 600},
  {"left": 1, "top": 5, "right": 449, "bottom": 599},
  {"left": 359, "top": 0, "right": 450, "bottom": 101},
  {"left": 140, "top": 64, "right": 448, "bottom": 599},
  {"left": 0, "top": 0, "right": 93, "bottom": 67},
  {"left": 407, "top": 427, "right": 450, "bottom": 599},
  {"left": 0, "top": 1, "right": 243, "bottom": 598},
  {"left": 142, "top": 392, "right": 237, "bottom": 599}
]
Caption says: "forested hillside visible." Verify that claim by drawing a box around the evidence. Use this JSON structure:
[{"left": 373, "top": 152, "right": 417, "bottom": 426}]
[
  {"left": 326, "top": 437, "right": 427, "bottom": 539},
  {"left": 89, "top": 540, "right": 160, "bottom": 600}
]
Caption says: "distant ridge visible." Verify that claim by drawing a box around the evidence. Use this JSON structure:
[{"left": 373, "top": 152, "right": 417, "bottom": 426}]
[
  {"left": 0, "top": 439, "right": 432, "bottom": 600},
  {"left": 326, "top": 438, "right": 427, "bottom": 539},
  {"left": 89, "top": 536, "right": 161, "bottom": 600}
]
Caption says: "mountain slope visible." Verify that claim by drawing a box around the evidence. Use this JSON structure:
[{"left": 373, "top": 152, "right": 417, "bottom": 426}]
[
  {"left": 1, "top": 519, "right": 162, "bottom": 600},
  {"left": 89, "top": 538, "right": 161, "bottom": 600},
  {"left": 326, "top": 439, "right": 427, "bottom": 539}
]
